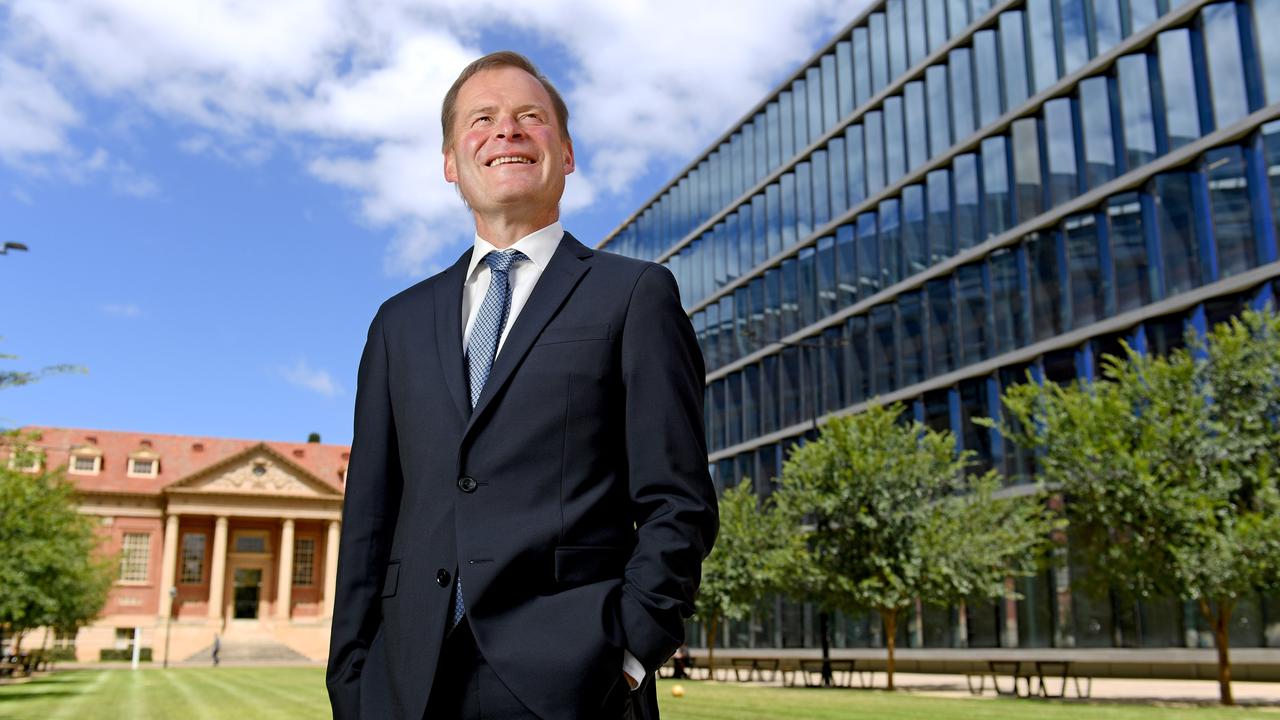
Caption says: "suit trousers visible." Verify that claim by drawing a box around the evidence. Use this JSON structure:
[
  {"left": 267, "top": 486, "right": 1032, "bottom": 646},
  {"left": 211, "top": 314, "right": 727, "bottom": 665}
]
[{"left": 424, "top": 619, "right": 635, "bottom": 720}]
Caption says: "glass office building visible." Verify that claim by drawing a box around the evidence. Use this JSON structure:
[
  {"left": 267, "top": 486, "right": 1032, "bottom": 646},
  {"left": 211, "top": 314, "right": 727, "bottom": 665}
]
[{"left": 599, "top": 0, "right": 1280, "bottom": 650}]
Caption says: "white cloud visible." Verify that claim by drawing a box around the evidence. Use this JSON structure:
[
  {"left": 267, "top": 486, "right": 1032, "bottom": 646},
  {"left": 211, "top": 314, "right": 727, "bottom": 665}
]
[
  {"left": 71, "top": 146, "right": 161, "bottom": 197},
  {"left": 100, "top": 302, "right": 142, "bottom": 318},
  {"left": 0, "top": 0, "right": 867, "bottom": 274},
  {"left": 281, "top": 359, "right": 343, "bottom": 398},
  {"left": 10, "top": 187, "right": 33, "bottom": 205},
  {"left": 0, "top": 57, "right": 80, "bottom": 161}
]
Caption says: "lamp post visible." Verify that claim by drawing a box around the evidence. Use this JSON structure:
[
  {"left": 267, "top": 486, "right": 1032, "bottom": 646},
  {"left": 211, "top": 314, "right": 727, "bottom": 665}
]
[
  {"left": 0, "top": 242, "right": 29, "bottom": 255},
  {"left": 163, "top": 586, "right": 176, "bottom": 669}
]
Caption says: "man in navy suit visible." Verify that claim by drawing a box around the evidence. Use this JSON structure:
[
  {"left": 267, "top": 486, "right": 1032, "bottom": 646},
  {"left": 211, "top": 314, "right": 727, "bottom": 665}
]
[{"left": 326, "top": 50, "right": 718, "bottom": 720}]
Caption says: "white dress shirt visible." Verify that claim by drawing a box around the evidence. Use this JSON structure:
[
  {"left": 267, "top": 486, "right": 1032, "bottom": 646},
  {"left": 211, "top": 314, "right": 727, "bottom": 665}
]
[
  {"left": 460, "top": 221, "right": 647, "bottom": 689},
  {"left": 461, "top": 222, "right": 564, "bottom": 354}
]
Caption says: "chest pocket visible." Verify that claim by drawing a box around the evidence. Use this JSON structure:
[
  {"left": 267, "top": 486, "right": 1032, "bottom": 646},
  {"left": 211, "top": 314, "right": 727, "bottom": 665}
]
[{"left": 533, "top": 323, "right": 610, "bottom": 346}]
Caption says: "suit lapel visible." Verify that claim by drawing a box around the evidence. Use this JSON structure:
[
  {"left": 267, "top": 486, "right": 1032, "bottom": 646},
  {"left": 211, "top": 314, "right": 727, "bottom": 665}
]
[
  {"left": 463, "top": 233, "right": 594, "bottom": 439},
  {"left": 435, "top": 247, "right": 473, "bottom": 423}
]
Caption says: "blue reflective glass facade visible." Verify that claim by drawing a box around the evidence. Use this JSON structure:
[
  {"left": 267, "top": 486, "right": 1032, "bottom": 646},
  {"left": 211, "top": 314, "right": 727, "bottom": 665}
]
[{"left": 601, "top": 0, "right": 1280, "bottom": 652}]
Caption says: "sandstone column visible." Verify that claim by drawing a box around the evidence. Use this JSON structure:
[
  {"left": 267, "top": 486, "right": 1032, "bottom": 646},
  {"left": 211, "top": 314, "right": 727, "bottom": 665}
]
[
  {"left": 158, "top": 513, "right": 180, "bottom": 619},
  {"left": 208, "top": 516, "right": 229, "bottom": 620},
  {"left": 277, "top": 518, "right": 295, "bottom": 620},
  {"left": 323, "top": 520, "right": 340, "bottom": 619}
]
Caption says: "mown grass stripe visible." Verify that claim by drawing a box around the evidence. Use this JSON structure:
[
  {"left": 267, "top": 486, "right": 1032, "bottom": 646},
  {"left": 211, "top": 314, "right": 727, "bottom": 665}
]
[
  {"left": 158, "top": 669, "right": 220, "bottom": 720},
  {"left": 0, "top": 668, "right": 1265, "bottom": 719},
  {"left": 40, "top": 669, "right": 110, "bottom": 720},
  {"left": 194, "top": 666, "right": 325, "bottom": 712},
  {"left": 182, "top": 667, "right": 312, "bottom": 717}
]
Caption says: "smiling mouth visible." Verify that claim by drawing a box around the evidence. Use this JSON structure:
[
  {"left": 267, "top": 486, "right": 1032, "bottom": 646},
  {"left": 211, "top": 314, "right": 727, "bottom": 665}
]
[{"left": 487, "top": 155, "right": 535, "bottom": 167}]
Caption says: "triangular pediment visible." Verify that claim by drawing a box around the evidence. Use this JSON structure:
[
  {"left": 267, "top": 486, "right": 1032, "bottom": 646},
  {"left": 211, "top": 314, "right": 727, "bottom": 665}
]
[{"left": 165, "top": 443, "right": 340, "bottom": 498}]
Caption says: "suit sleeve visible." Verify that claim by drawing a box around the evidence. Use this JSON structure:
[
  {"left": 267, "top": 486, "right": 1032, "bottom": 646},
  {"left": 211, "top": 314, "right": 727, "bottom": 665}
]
[
  {"left": 618, "top": 263, "right": 719, "bottom": 673},
  {"left": 327, "top": 309, "right": 403, "bottom": 720}
]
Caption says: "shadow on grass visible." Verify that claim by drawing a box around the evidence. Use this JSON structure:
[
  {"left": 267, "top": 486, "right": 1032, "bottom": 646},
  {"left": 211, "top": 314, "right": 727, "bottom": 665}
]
[{"left": 0, "top": 689, "right": 80, "bottom": 702}]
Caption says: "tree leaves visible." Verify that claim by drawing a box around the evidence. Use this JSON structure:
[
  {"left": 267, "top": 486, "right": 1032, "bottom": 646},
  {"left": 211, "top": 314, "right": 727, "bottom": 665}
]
[
  {"left": 0, "top": 431, "right": 114, "bottom": 638},
  {"left": 773, "top": 403, "right": 1054, "bottom": 619}
]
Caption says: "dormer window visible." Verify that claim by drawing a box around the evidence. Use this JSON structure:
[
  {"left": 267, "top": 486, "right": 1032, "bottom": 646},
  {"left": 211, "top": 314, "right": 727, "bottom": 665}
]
[
  {"left": 8, "top": 450, "right": 42, "bottom": 473},
  {"left": 69, "top": 445, "right": 103, "bottom": 475},
  {"left": 127, "top": 449, "right": 160, "bottom": 478}
]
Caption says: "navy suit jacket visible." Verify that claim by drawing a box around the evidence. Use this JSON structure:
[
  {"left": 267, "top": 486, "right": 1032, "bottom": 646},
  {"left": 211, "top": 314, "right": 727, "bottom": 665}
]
[{"left": 326, "top": 233, "right": 718, "bottom": 720}]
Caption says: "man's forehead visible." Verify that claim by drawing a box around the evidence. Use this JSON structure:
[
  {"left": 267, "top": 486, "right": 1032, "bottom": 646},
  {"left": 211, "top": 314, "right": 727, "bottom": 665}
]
[{"left": 456, "top": 66, "right": 552, "bottom": 108}]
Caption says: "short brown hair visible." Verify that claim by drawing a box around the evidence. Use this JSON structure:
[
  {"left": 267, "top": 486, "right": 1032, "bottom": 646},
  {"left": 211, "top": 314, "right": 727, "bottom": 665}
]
[{"left": 440, "top": 51, "right": 571, "bottom": 151}]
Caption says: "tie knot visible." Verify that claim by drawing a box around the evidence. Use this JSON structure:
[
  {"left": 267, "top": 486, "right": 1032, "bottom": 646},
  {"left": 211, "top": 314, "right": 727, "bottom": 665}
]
[{"left": 484, "top": 248, "right": 526, "bottom": 275}]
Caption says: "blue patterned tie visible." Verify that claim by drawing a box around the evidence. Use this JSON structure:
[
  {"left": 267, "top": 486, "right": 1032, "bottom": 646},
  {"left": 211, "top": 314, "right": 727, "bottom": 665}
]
[{"left": 454, "top": 248, "right": 526, "bottom": 627}]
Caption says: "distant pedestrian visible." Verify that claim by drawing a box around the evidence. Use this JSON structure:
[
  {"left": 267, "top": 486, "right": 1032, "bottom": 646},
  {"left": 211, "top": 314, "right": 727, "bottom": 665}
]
[{"left": 212, "top": 634, "right": 220, "bottom": 667}]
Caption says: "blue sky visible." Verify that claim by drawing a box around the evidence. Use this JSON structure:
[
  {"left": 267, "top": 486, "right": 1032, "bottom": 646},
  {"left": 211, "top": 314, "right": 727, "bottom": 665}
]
[{"left": 1, "top": 0, "right": 861, "bottom": 445}]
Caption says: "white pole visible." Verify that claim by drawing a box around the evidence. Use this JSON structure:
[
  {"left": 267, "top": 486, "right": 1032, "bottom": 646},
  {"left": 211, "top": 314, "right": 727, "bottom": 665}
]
[{"left": 131, "top": 627, "right": 141, "bottom": 670}]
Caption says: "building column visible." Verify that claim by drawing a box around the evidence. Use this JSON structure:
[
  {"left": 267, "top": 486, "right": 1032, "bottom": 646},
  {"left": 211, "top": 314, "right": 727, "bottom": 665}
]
[
  {"left": 208, "top": 516, "right": 229, "bottom": 620},
  {"left": 158, "top": 514, "right": 180, "bottom": 619},
  {"left": 323, "top": 520, "right": 340, "bottom": 619},
  {"left": 277, "top": 519, "right": 295, "bottom": 620}
]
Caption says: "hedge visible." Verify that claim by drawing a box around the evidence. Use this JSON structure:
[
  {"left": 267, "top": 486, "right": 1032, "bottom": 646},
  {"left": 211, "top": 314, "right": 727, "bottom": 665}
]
[{"left": 99, "top": 647, "right": 152, "bottom": 662}]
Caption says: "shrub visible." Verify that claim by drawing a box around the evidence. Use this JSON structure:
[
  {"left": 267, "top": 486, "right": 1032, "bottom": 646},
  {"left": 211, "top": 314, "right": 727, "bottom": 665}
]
[{"left": 99, "top": 647, "right": 152, "bottom": 662}]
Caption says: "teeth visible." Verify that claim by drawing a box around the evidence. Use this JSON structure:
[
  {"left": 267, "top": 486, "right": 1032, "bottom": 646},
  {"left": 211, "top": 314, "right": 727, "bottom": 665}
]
[{"left": 488, "top": 156, "right": 533, "bottom": 166}]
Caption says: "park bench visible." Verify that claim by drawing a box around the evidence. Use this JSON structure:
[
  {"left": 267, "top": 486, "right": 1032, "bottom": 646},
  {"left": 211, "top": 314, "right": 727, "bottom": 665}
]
[
  {"left": 1029, "top": 660, "right": 1092, "bottom": 698},
  {"left": 657, "top": 655, "right": 709, "bottom": 680},
  {"left": 729, "top": 656, "right": 780, "bottom": 682},
  {"left": 974, "top": 660, "right": 1092, "bottom": 698},
  {"left": 794, "top": 659, "right": 871, "bottom": 688},
  {"left": 0, "top": 653, "right": 39, "bottom": 678}
]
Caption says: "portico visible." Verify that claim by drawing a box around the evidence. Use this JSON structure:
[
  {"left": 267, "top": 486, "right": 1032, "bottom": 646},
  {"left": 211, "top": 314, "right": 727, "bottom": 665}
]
[{"left": 159, "top": 444, "right": 343, "bottom": 629}]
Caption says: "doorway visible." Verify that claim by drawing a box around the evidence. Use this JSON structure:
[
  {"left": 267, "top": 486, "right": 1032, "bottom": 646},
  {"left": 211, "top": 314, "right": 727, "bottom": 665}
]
[{"left": 233, "top": 568, "right": 262, "bottom": 619}]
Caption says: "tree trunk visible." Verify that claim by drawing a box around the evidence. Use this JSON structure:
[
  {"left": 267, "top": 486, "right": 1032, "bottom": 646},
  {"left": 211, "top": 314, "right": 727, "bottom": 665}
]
[
  {"left": 705, "top": 614, "right": 718, "bottom": 680},
  {"left": 882, "top": 607, "right": 899, "bottom": 691},
  {"left": 819, "top": 610, "right": 833, "bottom": 687},
  {"left": 1199, "top": 598, "right": 1235, "bottom": 706}
]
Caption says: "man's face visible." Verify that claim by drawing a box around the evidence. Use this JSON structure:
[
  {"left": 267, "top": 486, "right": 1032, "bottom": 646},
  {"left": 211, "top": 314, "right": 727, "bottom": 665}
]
[{"left": 444, "top": 66, "right": 575, "bottom": 218}]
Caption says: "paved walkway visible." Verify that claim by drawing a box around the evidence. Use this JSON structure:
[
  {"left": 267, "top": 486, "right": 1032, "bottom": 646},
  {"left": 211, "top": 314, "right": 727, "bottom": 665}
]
[{"left": 683, "top": 670, "right": 1280, "bottom": 707}]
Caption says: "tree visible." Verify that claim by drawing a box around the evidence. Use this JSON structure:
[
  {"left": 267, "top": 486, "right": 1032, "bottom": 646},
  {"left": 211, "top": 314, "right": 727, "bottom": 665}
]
[
  {"left": 0, "top": 341, "right": 83, "bottom": 391},
  {"left": 775, "top": 403, "right": 1053, "bottom": 690},
  {"left": 0, "top": 433, "right": 114, "bottom": 653},
  {"left": 694, "top": 480, "right": 802, "bottom": 676},
  {"left": 995, "top": 308, "right": 1280, "bottom": 706}
]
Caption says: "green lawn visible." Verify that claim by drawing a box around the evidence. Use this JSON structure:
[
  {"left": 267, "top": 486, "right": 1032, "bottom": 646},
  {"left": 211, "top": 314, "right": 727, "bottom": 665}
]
[{"left": 0, "top": 667, "right": 1270, "bottom": 719}]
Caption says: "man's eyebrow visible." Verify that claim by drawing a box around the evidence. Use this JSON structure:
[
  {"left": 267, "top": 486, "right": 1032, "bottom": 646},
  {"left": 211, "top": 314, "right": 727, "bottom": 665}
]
[
  {"left": 465, "top": 105, "right": 499, "bottom": 118},
  {"left": 466, "top": 103, "right": 548, "bottom": 118}
]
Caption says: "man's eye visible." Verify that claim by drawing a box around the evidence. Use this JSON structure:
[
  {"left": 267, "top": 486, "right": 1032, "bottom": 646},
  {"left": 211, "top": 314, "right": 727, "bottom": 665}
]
[
  {"left": 520, "top": 113, "right": 541, "bottom": 121},
  {"left": 472, "top": 116, "right": 492, "bottom": 126}
]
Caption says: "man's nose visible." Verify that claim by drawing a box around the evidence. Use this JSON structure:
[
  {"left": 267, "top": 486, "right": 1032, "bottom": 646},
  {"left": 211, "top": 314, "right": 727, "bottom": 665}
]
[{"left": 494, "top": 116, "right": 523, "bottom": 139}]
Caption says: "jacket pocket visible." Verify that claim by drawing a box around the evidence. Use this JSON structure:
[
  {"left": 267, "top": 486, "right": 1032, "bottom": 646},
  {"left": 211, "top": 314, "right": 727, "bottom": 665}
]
[
  {"left": 380, "top": 561, "right": 400, "bottom": 598},
  {"left": 535, "top": 323, "right": 610, "bottom": 346},
  {"left": 554, "top": 546, "right": 629, "bottom": 585}
]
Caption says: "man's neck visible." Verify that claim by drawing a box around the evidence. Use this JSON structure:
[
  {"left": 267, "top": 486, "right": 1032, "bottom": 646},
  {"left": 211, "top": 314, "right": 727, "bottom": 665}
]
[{"left": 474, "top": 208, "right": 560, "bottom": 249}]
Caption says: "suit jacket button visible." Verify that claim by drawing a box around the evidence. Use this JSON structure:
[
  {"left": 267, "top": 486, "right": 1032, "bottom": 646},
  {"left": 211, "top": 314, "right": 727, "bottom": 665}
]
[
  {"left": 436, "top": 569, "right": 451, "bottom": 587},
  {"left": 457, "top": 476, "right": 478, "bottom": 493}
]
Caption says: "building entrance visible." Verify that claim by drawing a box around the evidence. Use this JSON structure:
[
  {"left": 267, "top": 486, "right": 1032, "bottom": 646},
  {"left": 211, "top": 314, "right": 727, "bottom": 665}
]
[{"left": 233, "top": 568, "right": 262, "bottom": 619}]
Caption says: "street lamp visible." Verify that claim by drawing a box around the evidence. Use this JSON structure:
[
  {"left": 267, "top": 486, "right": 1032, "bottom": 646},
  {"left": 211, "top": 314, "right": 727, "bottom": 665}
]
[
  {"left": 0, "top": 242, "right": 29, "bottom": 255},
  {"left": 163, "top": 587, "right": 176, "bottom": 669}
]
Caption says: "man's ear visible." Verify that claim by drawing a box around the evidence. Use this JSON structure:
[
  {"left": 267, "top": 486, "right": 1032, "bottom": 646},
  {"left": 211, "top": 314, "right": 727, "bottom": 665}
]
[
  {"left": 444, "top": 147, "right": 457, "bottom": 183},
  {"left": 562, "top": 137, "right": 575, "bottom": 176}
]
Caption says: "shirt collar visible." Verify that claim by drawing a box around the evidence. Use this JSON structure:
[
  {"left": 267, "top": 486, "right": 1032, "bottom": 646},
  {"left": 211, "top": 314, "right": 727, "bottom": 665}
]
[{"left": 465, "top": 221, "right": 564, "bottom": 283}]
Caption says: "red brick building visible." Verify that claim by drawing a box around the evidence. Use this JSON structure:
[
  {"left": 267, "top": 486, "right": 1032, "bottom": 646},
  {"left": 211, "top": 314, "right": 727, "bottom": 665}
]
[{"left": 9, "top": 427, "right": 347, "bottom": 663}]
